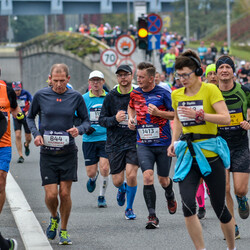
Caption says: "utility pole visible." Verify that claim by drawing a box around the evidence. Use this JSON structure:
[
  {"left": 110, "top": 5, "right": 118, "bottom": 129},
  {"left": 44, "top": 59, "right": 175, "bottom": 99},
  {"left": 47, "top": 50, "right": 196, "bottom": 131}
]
[
  {"left": 226, "top": 0, "right": 231, "bottom": 48},
  {"left": 185, "top": 0, "right": 190, "bottom": 45},
  {"left": 127, "top": 1, "right": 130, "bottom": 28}
]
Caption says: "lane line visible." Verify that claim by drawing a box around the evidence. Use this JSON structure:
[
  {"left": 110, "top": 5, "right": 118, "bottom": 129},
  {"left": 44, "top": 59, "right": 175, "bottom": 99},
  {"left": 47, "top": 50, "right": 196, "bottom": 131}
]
[{"left": 6, "top": 173, "right": 53, "bottom": 250}]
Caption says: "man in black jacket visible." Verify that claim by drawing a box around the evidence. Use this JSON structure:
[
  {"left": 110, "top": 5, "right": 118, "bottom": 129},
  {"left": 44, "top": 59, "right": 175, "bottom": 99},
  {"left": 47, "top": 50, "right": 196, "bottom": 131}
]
[{"left": 99, "top": 65, "right": 139, "bottom": 220}]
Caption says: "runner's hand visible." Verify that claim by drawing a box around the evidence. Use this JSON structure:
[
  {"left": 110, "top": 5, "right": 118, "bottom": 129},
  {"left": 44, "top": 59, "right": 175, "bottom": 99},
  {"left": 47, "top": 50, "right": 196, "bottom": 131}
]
[
  {"left": 148, "top": 104, "right": 159, "bottom": 116},
  {"left": 116, "top": 110, "right": 126, "bottom": 122},
  {"left": 34, "top": 135, "right": 44, "bottom": 147},
  {"left": 85, "top": 127, "right": 96, "bottom": 135},
  {"left": 128, "top": 118, "right": 136, "bottom": 130},
  {"left": 67, "top": 127, "right": 79, "bottom": 137},
  {"left": 240, "top": 120, "right": 250, "bottom": 130},
  {"left": 167, "top": 143, "right": 176, "bottom": 157}
]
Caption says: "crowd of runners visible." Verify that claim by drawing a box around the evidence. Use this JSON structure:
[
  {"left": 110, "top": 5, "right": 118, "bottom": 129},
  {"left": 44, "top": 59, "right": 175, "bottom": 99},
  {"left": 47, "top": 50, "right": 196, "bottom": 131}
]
[{"left": 0, "top": 41, "right": 249, "bottom": 250}]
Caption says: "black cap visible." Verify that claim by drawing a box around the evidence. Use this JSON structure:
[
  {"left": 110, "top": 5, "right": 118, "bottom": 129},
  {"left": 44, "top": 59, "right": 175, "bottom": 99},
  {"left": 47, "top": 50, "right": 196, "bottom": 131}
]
[{"left": 115, "top": 65, "right": 132, "bottom": 74}]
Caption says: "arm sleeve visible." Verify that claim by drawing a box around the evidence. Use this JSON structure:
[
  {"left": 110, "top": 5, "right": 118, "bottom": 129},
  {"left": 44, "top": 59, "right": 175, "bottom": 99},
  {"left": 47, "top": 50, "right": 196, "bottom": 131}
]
[
  {"left": 99, "top": 94, "right": 119, "bottom": 128},
  {"left": 7, "top": 86, "right": 18, "bottom": 109},
  {"left": 26, "top": 93, "right": 41, "bottom": 138},
  {"left": 75, "top": 97, "right": 91, "bottom": 135}
]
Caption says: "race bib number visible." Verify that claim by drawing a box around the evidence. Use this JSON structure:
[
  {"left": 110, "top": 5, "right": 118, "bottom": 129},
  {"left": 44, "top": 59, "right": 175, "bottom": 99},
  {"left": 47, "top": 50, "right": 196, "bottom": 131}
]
[
  {"left": 90, "top": 108, "right": 101, "bottom": 124},
  {"left": 177, "top": 100, "right": 205, "bottom": 127},
  {"left": 43, "top": 131, "right": 69, "bottom": 149},
  {"left": 218, "top": 108, "right": 243, "bottom": 131},
  {"left": 17, "top": 99, "right": 25, "bottom": 108},
  {"left": 118, "top": 112, "right": 129, "bottom": 128},
  {"left": 138, "top": 124, "right": 160, "bottom": 143}
]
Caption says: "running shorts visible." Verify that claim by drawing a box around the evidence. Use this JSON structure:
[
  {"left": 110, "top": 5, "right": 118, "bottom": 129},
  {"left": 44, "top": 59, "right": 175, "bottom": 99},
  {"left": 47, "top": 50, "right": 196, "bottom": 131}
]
[
  {"left": 0, "top": 147, "right": 11, "bottom": 172},
  {"left": 13, "top": 118, "right": 31, "bottom": 134}
]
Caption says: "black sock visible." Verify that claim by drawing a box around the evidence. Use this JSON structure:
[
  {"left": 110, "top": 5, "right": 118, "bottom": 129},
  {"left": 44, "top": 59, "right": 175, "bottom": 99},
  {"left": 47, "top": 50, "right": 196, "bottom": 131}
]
[
  {"left": 143, "top": 185, "right": 156, "bottom": 216},
  {"left": 163, "top": 178, "right": 174, "bottom": 200},
  {"left": 0, "top": 232, "right": 11, "bottom": 250}
]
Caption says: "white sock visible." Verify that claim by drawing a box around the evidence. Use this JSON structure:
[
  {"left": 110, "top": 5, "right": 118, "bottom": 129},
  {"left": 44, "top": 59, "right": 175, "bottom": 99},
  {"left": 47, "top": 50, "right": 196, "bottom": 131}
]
[
  {"left": 227, "top": 248, "right": 236, "bottom": 250},
  {"left": 99, "top": 175, "right": 109, "bottom": 197},
  {"left": 90, "top": 172, "right": 98, "bottom": 181}
]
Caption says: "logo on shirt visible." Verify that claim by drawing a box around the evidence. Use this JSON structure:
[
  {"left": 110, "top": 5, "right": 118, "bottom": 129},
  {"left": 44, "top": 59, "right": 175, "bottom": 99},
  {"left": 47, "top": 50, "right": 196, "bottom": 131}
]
[{"left": 56, "top": 98, "right": 62, "bottom": 102}]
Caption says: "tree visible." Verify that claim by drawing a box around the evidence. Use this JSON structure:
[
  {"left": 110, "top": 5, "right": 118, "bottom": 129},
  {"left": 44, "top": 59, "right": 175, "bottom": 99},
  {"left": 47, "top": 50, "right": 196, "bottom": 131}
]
[{"left": 11, "top": 16, "right": 44, "bottom": 42}]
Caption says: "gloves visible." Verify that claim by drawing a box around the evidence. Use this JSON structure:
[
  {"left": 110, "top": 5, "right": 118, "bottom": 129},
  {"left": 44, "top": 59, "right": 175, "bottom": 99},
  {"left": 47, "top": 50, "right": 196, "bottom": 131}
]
[{"left": 85, "top": 127, "right": 96, "bottom": 136}]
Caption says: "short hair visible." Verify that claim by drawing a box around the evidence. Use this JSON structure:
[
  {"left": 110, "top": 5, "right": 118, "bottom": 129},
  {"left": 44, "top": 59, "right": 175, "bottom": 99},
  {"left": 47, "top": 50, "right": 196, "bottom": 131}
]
[
  {"left": 137, "top": 62, "right": 156, "bottom": 77},
  {"left": 50, "top": 63, "right": 69, "bottom": 77},
  {"left": 175, "top": 49, "right": 201, "bottom": 71}
]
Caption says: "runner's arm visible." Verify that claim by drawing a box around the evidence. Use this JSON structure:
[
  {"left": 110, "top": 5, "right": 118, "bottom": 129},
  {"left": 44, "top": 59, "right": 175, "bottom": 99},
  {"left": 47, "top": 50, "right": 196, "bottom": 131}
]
[{"left": 148, "top": 103, "right": 174, "bottom": 120}]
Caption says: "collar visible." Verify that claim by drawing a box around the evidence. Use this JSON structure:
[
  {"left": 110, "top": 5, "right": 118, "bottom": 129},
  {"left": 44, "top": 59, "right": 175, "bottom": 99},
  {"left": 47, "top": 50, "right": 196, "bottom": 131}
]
[
  {"left": 117, "top": 85, "right": 133, "bottom": 94},
  {"left": 89, "top": 89, "right": 106, "bottom": 97}
]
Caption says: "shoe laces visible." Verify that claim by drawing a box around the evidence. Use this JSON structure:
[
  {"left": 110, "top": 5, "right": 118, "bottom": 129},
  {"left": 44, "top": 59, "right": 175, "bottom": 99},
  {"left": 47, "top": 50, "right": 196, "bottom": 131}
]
[
  {"left": 60, "top": 230, "right": 70, "bottom": 240},
  {"left": 49, "top": 218, "right": 58, "bottom": 231}
]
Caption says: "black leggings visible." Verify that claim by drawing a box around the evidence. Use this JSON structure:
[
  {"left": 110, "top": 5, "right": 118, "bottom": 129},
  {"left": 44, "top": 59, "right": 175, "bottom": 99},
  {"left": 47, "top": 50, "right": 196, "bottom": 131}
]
[{"left": 179, "top": 157, "right": 232, "bottom": 224}]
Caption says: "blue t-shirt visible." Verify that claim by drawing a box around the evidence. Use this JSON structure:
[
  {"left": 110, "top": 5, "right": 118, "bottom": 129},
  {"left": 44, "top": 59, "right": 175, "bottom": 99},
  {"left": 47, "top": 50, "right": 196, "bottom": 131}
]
[
  {"left": 82, "top": 90, "right": 107, "bottom": 142},
  {"left": 16, "top": 89, "right": 33, "bottom": 113}
]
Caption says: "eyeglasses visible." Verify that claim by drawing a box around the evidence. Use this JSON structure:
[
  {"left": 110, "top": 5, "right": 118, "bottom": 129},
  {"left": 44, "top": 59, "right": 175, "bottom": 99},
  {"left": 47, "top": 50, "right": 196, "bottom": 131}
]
[
  {"left": 90, "top": 78, "right": 103, "bottom": 83},
  {"left": 117, "top": 73, "right": 131, "bottom": 78},
  {"left": 175, "top": 70, "right": 195, "bottom": 80}
]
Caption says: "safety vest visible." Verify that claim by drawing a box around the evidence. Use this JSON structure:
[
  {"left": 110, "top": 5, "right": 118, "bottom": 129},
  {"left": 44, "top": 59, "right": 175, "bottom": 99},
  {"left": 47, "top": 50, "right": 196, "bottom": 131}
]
[{"left": 0, "top": 81, "right": 11, "bottom": 147}]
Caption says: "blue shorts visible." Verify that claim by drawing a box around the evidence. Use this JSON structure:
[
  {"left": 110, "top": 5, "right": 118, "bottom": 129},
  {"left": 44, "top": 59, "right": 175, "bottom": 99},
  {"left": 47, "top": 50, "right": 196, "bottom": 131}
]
[
  {"left": 82, "top": 141, "right": 107, "bottom": 166},
  {"left": 166, "top": 67, "right": 174, "bottom": 75},
  {"left": 0, "top": 147, "right": 12, "bottom": 172}
]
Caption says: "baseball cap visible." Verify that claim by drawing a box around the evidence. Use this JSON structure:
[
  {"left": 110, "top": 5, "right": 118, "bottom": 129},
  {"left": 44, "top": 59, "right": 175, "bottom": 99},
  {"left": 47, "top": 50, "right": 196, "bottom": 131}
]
[
  {"left": 12, "top": 81, "right": 22, "bottom": 90},
  {"left": 89, "top": 70, "right": 104, "bottom": 79},
  {"left": 115, "top": 65, "right": 132, "bottom": 74},
  {"left": 205, "top": 64, "right": 216, "bottom": 77},
  {"left": 240, "top": 61, "right": 246, "bottom": 65}
]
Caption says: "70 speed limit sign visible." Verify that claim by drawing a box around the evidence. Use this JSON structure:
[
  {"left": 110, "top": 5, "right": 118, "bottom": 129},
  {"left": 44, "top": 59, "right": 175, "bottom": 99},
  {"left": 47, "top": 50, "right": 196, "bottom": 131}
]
[{"left": 100, "top": 49, "right": 118, "bottom": 67}]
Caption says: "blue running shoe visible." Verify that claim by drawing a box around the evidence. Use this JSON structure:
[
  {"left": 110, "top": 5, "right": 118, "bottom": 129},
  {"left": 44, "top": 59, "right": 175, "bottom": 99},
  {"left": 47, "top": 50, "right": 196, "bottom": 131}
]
[
  {"left": 98, "top": 196, "right": 107, "bottom": 208},
  {"left": 59, "top": 230, "right": 72, "bottom": 245},
  {"left": 117, "top": 182, "right": 126, "bottom": 206},
  {"left": 86, "top": 171, "right": 99, "bottom": 193},
  {"left": 46, "top": 213, "right": 60, "bottom": 240},
  {"left": 236, "top": 195, "right": 249, "bottom": 219},
  {"left": 125, "top": 209, "right": 136, "bottom": 220}
]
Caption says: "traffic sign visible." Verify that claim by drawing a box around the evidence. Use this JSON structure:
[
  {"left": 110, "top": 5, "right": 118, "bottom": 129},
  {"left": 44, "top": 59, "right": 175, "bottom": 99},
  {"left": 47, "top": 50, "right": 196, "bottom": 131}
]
[
  {"left": 100, "top": 49, "right": 118, "bottom": 67},
  {"left": 115, "top": 35, "right": 136, "bottom": 57},
  {"left": 118, "top": 58, "right": 137, "bottom": 75},
  {"left": 147, "top": 13, "right": 162, "bottom": 34},
  {"left": 148, "top": 34, "right": 161, "bottom": 50}
]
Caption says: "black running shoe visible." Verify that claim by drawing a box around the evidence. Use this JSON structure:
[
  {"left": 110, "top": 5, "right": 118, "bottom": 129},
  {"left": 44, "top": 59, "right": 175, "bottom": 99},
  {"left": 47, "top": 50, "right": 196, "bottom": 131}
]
[
  {"left": 197, "top": 207, "right": 206, "bottom": 220},
  {"left": 17, "top": 156, "right": 24, "bottom": 163},
  {"left": 145, "top": 215, "right": 159, "bottom": 229},
  {"left": 24, "top": 142, "right": 30, "bottom": 156}
]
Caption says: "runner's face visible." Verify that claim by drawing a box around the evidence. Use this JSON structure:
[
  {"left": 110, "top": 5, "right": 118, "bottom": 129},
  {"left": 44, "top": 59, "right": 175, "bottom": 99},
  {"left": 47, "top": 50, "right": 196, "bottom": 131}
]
[
  {"left": 14, "top": 90, "right": 21, "bottom": 96},
  {"left": 217, "top": 64, "right": 234, "bottom": 81},
  {"left": 176, "top": 67, "right": 197, "bottom": 88},
  {"left": 207, "top": 71, "right": 218, "bottom": 85},
  {"left": 88, "top": 78, "right": 104, "bottom": 92},
  {"left": 117, "top": 70, "right": 132, "bottom": 87},
  {"left": 154, "top": 73, "right": 160, "bottom": 84},
  {"left": 137, "top": 69, "right": 154, "bottom": 90},
  {"left": 50, "top": 71, "right": 70, "bottom": 94}
]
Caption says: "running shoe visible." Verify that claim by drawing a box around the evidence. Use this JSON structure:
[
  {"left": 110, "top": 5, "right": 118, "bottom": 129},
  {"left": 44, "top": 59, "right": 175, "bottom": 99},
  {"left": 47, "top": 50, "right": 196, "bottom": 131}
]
[
  {"left": 197, "top": 207, "right": 206, "bottom": 220},
  {"left": 98, "top": 196, "right": 107, "bottom": 208},
  {"left": 145, "top": 215, "right": 159, "bottom": 229},
  {"left": 125, "top": 209, "right": 136, "bottom": 220},
  {"left": 17, "top": 156, "right": 24, "bottom": 163},
  {"left": 166, "top": 191, "right": 177, "bottom": 214},
  {"left": 236, "top": 195, "right": 249, "bottom": 219},
  {"left": 235, "top": 225, "right": 240, "bottom": 240},
  {"left": 24, "top": 142, "right": 30, "bottom": 156},
  {"left": 117, "top": 183, "right": 126, "bottom": 206},
  {"left": 6, "top": 238, "right": 18, "bottom": 250},
  {"left": 46, "top": 213, "right": 60, "bottom": 240},
  {"left": 59, "top": 230, "right": 72, "bottom": 245},
  {"left": 86, "top": 171, "right": 99, "bottom": 193}
]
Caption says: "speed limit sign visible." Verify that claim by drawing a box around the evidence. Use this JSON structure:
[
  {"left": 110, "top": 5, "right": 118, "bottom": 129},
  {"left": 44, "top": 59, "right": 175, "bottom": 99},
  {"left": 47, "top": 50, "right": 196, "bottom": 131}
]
[{"left": 100, "top": 49, "right": 118, "bottom": 67}]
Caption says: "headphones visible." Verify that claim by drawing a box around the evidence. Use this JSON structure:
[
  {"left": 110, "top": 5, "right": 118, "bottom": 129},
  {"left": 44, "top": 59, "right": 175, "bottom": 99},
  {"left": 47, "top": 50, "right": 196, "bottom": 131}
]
[{"left": 188, "top": 56, "right": 203, "bottom": 76}]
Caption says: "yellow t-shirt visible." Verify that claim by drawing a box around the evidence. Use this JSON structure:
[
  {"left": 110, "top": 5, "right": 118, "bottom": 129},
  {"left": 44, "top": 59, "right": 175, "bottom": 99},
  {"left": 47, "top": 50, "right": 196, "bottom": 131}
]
[{"left": 171, "top": 82, "right": 224, "bottom": 157}]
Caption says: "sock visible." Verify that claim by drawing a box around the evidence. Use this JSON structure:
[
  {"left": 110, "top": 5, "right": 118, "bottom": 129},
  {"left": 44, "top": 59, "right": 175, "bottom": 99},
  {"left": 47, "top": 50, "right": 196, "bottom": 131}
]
[
  {"left": 90, "top": 172, "right": 98, "bottom": 181},
  {"left": 196, "top": 183, "right": 205, "bottom": 208},
  {"left": 0, "top": 232, "right": 11, "bottom": 250},
  {"left": 126, "top": 185, "right": 137, "bottom": 210},
  {"left": 99, "top": 175, "right": 109, "bottom": 197},
  {"left": 143, "top": 184, "right": 156, "bottom": 216},
  {"left": 118, "top": 182, "right": 126, "bottom": 193},
  {"left": 163, "top": 178, "right": 174, "bottom": 200}
]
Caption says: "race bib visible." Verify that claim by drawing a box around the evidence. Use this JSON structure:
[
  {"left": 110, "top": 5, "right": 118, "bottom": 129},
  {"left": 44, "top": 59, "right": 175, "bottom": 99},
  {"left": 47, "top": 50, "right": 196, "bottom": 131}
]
[
  {"left": 90, "top": 108, "right": 101, "bottom": 124},
  {"left": 218, "top": 108, "right": 243, "bottom": 131},
  {"left": 177, "top": 100, "right": 205, "bottom": 127},
  {"left": 43, "top": 130, "right": 69, "bottom": 149},
  {"left": 138, "top": 124, "right": 160, "bottom": 143},
  {"left": 17, "top": 99, "right": 25, "bottom": 108}
]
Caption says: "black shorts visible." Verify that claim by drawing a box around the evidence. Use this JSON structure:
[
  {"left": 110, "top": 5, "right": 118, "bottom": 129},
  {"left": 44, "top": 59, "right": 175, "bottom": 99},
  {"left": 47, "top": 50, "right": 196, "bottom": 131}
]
[
  {"left": 13, "top": 118, "right": 31, "bottom": 134},
  {"left": 40, "top": 149, "right": 78, "bottom": 186},
  {"left": 229, "top": 140, "right": 250, "bottom": 173},
  {"left": 137, "top": 144, "right": 171, "bottom": 177},
  {"left": 82, "top": 141, "right": 107, "bottom": 166},
  {"left": 107, "top": 147, "right": 139, "bottom": 175}
]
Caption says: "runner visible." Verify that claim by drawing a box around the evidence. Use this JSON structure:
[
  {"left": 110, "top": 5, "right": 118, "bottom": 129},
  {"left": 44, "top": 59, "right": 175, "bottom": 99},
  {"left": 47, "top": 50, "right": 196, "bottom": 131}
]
[
  {"left": 0, "top": 73, "right": 21, "bottom": 249},
  {"left": 216, "top": 55, "right": 250, "bottom": 240},
  {"left": 167, "top": 50, "right": 235, "bottom": 250},
  {"left": 27, "top": 63, "right": 90, "bottom": 245},
  {"left": 205, "top": 64, "right": 218, "bottom": 85},
  {"left": 128, "top": 62, "right": 177, "bottom": 229},
  {"left": 82, "top": 70, "right": 110, "bottom": 208},
  {"left": 99, "top": 65, "right": 139, "bottom": 220},
  {"left": 12, "top": 81, "right": 33, "bottom": 163}
]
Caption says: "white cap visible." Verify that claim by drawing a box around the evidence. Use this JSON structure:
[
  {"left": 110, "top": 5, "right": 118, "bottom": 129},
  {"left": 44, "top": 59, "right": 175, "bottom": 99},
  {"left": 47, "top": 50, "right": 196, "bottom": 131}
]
[
  {"left": 240, "top": 60, "right": 246, "bottom": 65},
  {"left": 89, "top": 70, "right": 104, "bottom": 79}
]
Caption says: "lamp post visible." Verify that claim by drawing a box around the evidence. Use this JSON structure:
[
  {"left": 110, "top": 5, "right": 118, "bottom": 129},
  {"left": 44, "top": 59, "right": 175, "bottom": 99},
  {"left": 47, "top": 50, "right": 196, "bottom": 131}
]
[
  {"left": 185, "top": 0, "right": 190, "bottom": 45},
  {"left": 226, "top": 0, "right": 231, "bottom": 48}
]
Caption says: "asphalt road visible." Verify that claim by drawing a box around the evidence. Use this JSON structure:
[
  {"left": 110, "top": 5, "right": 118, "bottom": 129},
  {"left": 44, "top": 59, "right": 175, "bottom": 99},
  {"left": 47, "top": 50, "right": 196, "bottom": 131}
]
[{"left": 1, "top": 130, "right": 250, "bottom": 250}]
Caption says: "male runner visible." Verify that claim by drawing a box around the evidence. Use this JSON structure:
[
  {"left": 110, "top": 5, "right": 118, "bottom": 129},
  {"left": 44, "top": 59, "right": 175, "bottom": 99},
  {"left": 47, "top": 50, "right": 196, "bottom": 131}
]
[
  {"left": 99, "top": 65, "right": 138, "bottom": 220},
  {"left": 128, "top": 62, "right": 177, "bottom": 229},
  {"left": 216, "top": 55, "right": 250, "bottom": 239},
  {"left": 12, "top": 81, "right": 33, "bottom": 163},
  {"left": 205, "top": 64, "right": 218, "bottom": 85},
  {"left": 82, "top": 70, "right": 109, "bottom": 208},
  {"left": 27, "top": 63, "right": 90, "bottom": 245}
]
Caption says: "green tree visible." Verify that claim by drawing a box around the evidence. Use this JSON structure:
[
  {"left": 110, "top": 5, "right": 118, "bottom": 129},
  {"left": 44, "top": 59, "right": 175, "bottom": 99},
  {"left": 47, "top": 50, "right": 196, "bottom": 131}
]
[{"left": 11, "top": 16, "right": 44, "bottom": 42}]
